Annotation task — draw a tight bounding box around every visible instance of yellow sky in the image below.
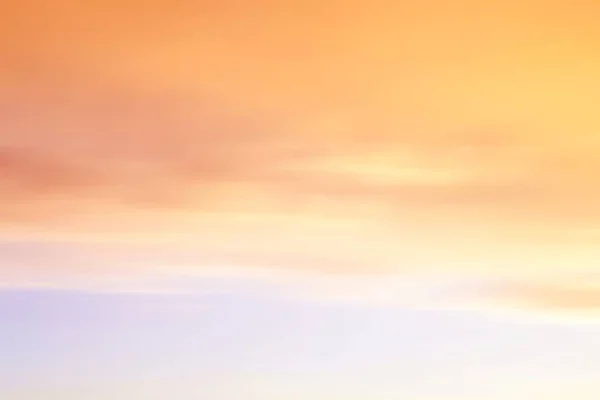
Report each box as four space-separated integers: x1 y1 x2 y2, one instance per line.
3 0 600 288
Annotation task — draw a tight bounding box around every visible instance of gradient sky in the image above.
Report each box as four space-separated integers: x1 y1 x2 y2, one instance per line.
2 0 600 398
3 0 600 271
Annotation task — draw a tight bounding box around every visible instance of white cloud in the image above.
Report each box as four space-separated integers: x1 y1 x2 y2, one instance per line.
2 238 600 322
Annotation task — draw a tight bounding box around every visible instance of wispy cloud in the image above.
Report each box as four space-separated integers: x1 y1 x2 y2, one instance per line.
476 276 600 322
3 0 600 241
1 238 599 322
3 1 600 327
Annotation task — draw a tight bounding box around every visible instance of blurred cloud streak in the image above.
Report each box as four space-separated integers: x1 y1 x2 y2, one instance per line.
2 0 600 290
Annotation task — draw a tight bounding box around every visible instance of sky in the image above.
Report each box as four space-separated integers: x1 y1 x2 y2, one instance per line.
2 0 600 398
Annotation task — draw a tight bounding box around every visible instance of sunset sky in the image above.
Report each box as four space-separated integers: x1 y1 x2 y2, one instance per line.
2 0 600 398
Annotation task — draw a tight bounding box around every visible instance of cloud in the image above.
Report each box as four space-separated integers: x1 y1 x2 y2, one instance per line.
484 278 600 313
1 0 598 220
0 258 488 313
0 236 482 305
3 0 600 291
2 236 600 323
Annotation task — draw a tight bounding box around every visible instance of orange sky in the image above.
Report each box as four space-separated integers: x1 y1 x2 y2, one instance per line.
3 0 600 280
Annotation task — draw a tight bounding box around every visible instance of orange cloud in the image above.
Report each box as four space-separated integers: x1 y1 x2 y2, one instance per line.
2 0 600 278
491 279 600 312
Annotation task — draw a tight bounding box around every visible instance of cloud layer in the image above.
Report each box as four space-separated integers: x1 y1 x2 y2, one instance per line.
3 0 600 286
1 238 600 322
